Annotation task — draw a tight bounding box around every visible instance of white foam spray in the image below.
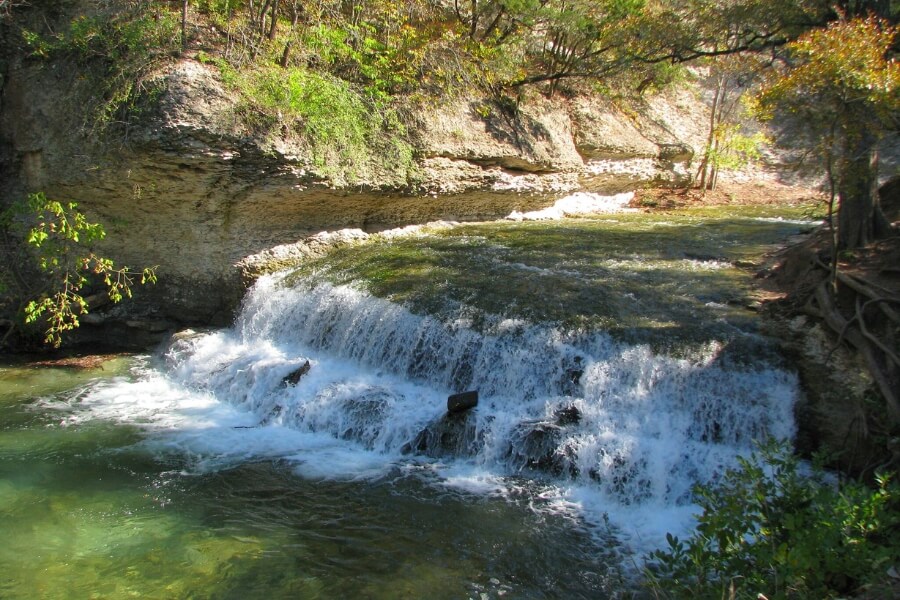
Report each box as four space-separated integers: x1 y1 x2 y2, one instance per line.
54 272 798 559
506 192 636 221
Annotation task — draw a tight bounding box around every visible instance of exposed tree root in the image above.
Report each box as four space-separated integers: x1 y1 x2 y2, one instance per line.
804 267 900 428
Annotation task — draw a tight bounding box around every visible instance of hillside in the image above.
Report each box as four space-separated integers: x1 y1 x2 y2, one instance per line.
0 0 722 329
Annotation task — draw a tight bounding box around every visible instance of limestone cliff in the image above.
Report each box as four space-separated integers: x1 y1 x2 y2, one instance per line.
0 52 709 333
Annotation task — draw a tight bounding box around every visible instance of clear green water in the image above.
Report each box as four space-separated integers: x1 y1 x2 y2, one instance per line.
0 358 621 599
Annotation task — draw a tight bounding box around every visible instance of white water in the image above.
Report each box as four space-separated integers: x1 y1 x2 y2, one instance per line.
55 272 798 558
506 192 636 220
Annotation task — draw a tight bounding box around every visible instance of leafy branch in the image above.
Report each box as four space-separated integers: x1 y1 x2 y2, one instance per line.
645 440 900 599
2 193 157 348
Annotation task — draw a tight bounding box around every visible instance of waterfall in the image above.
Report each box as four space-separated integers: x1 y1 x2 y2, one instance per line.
66 269 796 553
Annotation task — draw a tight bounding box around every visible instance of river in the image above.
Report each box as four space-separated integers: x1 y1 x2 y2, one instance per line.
1 201 820 599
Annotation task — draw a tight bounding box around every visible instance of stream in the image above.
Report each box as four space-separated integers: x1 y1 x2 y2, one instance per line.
1 201 820 599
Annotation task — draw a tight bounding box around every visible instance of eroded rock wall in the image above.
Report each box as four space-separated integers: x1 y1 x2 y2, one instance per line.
0 55 708 330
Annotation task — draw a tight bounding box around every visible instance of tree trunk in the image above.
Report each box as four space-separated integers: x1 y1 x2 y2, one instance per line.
698 74 724 192
837 129 890 250
268 0 280 40
181 0 188 52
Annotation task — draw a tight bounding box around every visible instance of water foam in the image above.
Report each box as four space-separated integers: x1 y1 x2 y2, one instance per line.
56 272 798 558
506 192 636 221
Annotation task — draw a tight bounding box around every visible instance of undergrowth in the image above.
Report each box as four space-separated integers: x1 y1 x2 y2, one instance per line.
21 2 179 135
644 440 900 600
200 55 416 186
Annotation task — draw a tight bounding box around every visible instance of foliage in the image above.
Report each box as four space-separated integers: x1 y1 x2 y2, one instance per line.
755 16 900 126
509 0 646 92
754 15 899 249
0 193 157 348
20 2 180 132
632 0 828 65
234 64 414 184
706 125 769 173
644 440 900 600
295 19 433 100
192 0 670 99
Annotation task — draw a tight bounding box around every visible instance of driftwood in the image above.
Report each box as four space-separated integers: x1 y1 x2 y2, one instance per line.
804 263 900 427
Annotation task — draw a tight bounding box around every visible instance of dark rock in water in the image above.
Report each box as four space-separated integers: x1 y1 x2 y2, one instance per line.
335 391 393 449
402 412 484 458
283 360 311 386
554 404 582 427
560 356 584 396
447 390 478 414
506 421 578 478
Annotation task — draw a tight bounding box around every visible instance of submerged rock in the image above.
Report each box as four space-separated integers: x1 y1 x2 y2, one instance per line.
506 421 579 478
164 328 212 368
560 356 585 396
283 360 311 386
554 404 582 427
333 391 393 448
402 412 484 458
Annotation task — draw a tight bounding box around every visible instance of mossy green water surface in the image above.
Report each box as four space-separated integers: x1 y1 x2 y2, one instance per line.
291 205 820 348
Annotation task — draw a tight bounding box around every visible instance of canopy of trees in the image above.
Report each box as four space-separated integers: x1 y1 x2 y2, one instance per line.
757 16 899 249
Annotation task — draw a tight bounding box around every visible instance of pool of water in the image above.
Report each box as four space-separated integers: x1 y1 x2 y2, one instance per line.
0 358 623 599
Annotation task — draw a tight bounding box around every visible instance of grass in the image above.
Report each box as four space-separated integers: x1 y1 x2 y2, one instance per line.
209 60 417 187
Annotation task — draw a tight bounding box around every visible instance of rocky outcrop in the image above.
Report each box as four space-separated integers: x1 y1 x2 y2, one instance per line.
0 52 708 330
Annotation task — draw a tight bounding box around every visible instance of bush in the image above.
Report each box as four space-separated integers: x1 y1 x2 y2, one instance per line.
238 65 414 185
644 441 900 599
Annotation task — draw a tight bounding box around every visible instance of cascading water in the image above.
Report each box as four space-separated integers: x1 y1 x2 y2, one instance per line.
70 260 798 558
56 206 824 576
3 203 827 598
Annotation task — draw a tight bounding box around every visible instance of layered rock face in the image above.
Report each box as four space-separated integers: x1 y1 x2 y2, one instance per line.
0 57 707 329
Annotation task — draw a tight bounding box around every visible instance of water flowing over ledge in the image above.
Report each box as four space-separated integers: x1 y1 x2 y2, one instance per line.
64 269 799 558
505 192 636 221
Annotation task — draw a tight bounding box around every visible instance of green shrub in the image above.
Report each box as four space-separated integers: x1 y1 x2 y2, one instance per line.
238 65 414 185
645 440 900 599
